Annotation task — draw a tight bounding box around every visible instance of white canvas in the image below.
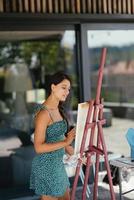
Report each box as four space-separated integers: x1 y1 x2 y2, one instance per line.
74 102 98 155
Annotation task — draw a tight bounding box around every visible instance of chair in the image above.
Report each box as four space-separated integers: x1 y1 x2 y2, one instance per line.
11 145 36 185
126 128 134 159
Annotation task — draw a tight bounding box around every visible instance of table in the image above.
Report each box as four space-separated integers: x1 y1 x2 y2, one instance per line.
110 157 134 200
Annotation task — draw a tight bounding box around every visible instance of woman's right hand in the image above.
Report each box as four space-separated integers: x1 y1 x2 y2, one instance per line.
65 128 75 146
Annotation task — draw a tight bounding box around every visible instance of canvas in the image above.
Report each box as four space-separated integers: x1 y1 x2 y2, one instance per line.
74 102 98 155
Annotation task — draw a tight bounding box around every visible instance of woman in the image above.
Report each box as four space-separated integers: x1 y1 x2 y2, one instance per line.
30 71 75 200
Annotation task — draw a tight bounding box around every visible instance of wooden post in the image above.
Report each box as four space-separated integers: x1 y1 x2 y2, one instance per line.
0 0 4 12
102 0 107 14
92 0 97 13
30 0 35 13
81 0 86 13
42 0 47 13
127 0 131 14
54 0 59 13
71 0 75 13
132 0 134 13
76 0 80 13
59 0 64 13
122 0 127 13
113 0 117 13
36 0 41 13
5 0 11 12
87 0 92 13
64 0 70 13
48 0 53 13
107 0 112 14
18 0 23 12
117 0 122 13
98 0 102 13
24 0 29 12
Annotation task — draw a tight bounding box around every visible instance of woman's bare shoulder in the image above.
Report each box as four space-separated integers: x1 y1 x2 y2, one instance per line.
35 109 51 124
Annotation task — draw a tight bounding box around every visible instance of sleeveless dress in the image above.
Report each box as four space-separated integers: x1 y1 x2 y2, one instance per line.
30 105 70 197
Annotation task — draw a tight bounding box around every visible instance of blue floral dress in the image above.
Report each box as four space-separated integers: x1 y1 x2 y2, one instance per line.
30 105 70 197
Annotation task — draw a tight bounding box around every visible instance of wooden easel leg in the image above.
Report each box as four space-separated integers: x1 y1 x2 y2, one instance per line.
93 154 100 200
82 153 92 199
80 168 91 198
98 122 116 200
93 132 101 200
71 159 82 200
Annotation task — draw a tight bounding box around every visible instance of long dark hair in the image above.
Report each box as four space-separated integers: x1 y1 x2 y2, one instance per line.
46 71 71 131
47 71 71 95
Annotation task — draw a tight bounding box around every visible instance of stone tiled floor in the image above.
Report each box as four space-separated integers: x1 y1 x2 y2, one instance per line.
103 117 134 157
3 176 134 200
11 183 134 200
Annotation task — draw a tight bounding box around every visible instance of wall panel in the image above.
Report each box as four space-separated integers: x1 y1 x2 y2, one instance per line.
0 0 133 14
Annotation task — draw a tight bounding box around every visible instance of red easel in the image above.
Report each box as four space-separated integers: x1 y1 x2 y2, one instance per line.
71 48 116 200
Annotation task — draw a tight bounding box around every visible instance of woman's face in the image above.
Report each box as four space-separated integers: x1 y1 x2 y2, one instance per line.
51 79 71 101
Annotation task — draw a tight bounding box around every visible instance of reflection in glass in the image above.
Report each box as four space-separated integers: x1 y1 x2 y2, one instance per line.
88 30 134 104
88 30 134 158
0 30 78 196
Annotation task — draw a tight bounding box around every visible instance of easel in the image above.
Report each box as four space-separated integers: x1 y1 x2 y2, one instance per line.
71 48 116 200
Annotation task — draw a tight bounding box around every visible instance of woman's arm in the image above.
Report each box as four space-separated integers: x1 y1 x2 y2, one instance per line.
34 110 75 154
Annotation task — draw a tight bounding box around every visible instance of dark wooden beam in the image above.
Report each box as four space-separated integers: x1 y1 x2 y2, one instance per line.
1 13 134 31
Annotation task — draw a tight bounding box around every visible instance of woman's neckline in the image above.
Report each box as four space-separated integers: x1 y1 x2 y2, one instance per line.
41 104 64 125
47 119 65 129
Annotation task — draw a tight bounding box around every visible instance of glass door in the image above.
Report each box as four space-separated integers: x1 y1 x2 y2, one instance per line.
0 29 79 197
87 28 134 157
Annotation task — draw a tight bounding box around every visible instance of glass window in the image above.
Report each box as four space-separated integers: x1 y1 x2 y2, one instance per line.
88 30 134 157
0 30 78 194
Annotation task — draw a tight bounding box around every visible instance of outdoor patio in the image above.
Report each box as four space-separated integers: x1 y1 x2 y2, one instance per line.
0 117 134 200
